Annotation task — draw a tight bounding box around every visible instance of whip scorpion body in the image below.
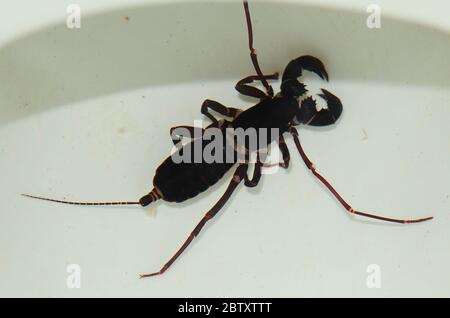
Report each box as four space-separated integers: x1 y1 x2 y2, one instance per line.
24 1 433 278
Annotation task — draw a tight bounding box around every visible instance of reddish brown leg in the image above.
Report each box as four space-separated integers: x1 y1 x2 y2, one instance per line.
201 99 241 124
289 127 433 224
235 73 279 99
244 162 262 187
261 135 290 169
243 0 274 97
276 135 290 169
140 164 248 278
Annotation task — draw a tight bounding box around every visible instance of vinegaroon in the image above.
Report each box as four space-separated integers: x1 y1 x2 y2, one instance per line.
23 0 433 278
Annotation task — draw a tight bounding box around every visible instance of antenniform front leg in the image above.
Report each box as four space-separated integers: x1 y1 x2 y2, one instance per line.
289 127 433 224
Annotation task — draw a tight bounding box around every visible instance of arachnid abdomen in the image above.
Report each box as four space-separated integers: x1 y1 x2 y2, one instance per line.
153 136 235 203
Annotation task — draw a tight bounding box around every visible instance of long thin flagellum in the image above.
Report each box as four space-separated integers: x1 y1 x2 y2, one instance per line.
243 0 273 96
21 194 140 206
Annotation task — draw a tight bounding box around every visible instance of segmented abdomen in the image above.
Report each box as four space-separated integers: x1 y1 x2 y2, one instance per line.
153 138 235 203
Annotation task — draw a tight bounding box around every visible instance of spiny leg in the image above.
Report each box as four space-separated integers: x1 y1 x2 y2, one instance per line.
289 127 433 224
282 55 329 83
201 99 242 124
296 90 343 126
243 0 274 96
280 55 329 100
140 164 248 278
280 55 343 126
235 73 279 99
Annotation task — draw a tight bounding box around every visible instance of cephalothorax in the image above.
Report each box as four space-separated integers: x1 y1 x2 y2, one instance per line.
24 1 432 278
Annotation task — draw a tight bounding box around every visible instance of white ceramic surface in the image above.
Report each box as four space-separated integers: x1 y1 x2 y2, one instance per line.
0 0 449 297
